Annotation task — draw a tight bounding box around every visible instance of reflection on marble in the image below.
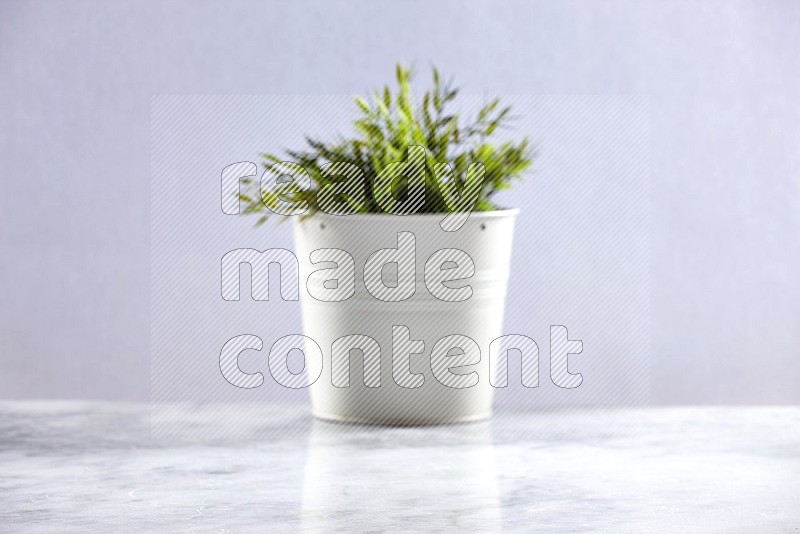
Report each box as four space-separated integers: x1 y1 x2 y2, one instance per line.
301 420 502 531
1 402 799 533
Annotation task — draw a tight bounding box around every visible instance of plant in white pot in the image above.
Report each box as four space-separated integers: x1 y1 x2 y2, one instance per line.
240 65 534 425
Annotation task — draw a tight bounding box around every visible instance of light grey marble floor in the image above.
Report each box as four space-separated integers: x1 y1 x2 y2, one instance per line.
1 402 798 533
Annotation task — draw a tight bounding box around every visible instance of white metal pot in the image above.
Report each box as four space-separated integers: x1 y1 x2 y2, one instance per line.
293 210 518 425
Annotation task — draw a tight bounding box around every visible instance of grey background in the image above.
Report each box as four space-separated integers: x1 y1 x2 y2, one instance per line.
1 0 798 404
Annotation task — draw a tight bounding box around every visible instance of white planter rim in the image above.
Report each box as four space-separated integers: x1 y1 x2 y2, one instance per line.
304 208 520 222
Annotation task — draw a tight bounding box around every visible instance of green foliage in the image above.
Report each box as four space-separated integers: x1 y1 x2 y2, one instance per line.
241 64 534 225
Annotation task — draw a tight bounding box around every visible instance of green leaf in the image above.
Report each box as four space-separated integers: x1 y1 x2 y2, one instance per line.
355 96 370 113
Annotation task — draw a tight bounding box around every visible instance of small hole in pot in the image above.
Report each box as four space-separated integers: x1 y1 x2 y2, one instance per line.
480 223 486 231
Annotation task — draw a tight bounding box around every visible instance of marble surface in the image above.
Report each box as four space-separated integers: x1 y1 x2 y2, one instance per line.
1 402 798 533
